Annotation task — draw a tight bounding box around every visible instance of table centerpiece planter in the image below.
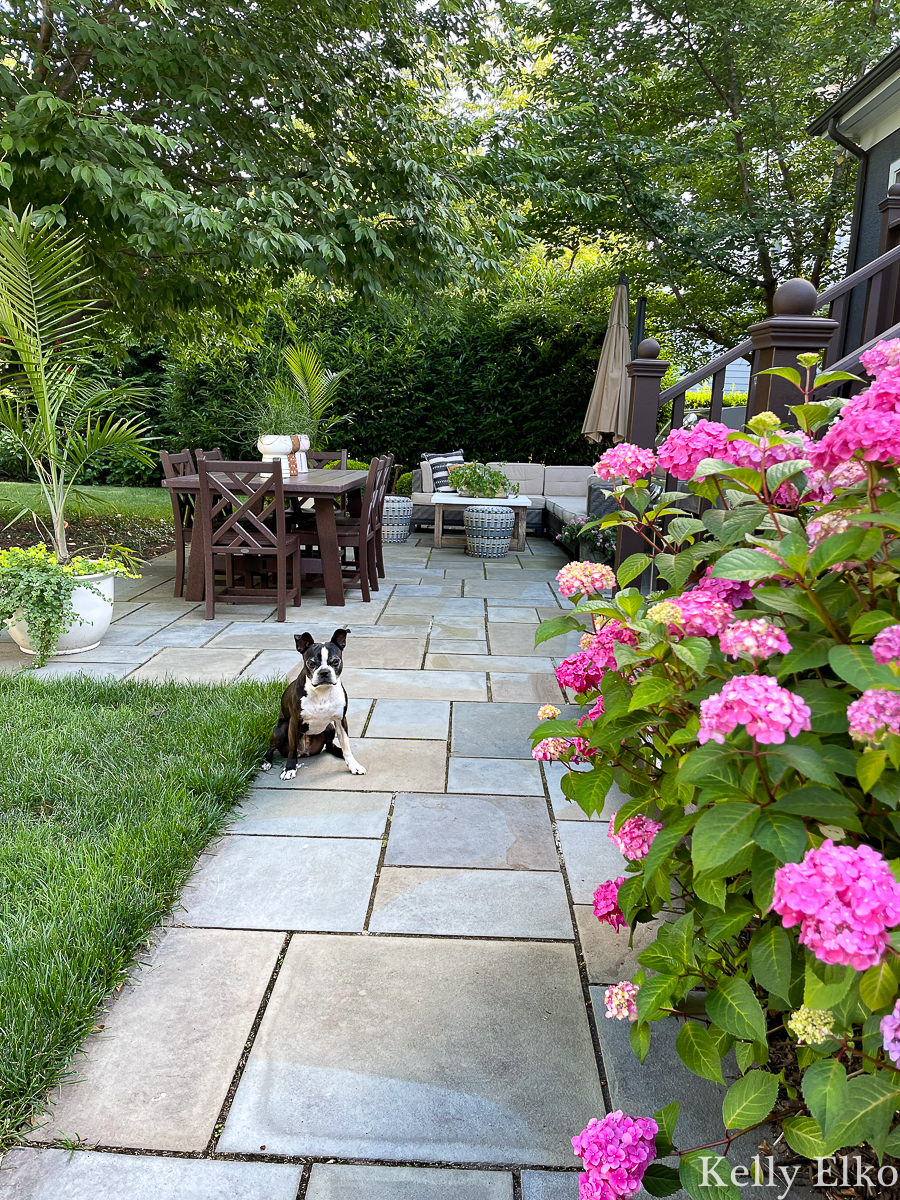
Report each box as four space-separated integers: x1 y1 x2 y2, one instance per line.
448 462 518 501
257 433 310 476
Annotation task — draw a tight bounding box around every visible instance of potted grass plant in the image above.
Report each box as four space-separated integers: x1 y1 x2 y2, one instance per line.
448 461 519 498
248 342 348 474
0 208 153 663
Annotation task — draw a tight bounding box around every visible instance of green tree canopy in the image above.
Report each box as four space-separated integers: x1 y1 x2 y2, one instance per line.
0 0 505 323
487 0 900 354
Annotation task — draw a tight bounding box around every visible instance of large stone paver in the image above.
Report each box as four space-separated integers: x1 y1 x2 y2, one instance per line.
521 1172 579 1199
575 907 661 984
306 1164 513 1199
270 737 447 791
231 788 392 838
487 624 580 657
447 757 543 796
557 823 627 904
33 928 281 1151
489 673 564 704
452 702 579 759
366 699 451 740
0 1149 301 1199
127 647 257 683
386 792 558 870
180 835 380 931
369 867 572 938
426 653 555 674
341 667 487 701
217 935 603 1164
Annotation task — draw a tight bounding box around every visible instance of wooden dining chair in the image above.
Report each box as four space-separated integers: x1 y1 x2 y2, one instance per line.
293 456 383 601
371 453 394 579
307 449 348 469
196 447 223 462
197 459 302 621
160 448 197 597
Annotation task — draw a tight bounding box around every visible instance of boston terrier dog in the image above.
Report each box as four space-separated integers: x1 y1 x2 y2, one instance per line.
261 628 366 780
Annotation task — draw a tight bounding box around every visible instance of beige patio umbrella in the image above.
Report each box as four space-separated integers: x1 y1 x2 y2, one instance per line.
583 276 631 443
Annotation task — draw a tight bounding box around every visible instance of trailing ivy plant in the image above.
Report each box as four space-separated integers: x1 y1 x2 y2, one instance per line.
534 343 900 1198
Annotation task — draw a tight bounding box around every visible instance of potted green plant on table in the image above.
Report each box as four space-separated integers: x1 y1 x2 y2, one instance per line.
447 461 519 498
533 345 900 1198
0 208 151 664
249 342 348 474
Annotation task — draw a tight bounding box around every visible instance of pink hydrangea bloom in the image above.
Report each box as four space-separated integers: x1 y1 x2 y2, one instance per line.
582 696 605 722
670 590 733 637
803 468 834 503
537 704 561 721
872 626 900 667
594 444 657 485
593 877 626 931
657 419 732 480
557 561 616 598
698 675 811 745
806 510 854 550
772 840 900 970
808 408 900 473
831 460 868 488
604 981 639 1022
556 622 638 693
861 337 900 376
573 1112 658 1200
880 1000 900 1065
608 812 663 860
532 736 597 763
692 567 754 607
719 619 791 661
847 689 900 745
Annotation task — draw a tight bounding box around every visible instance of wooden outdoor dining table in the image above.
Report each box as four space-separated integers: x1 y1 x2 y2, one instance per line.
161 468 369 607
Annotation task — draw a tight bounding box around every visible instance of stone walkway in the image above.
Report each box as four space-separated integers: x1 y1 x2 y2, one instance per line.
0 535 718 1199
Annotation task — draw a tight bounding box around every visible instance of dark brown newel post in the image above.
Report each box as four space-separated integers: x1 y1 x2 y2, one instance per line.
747 279 838 423
626 338 669 448
616 338 669 573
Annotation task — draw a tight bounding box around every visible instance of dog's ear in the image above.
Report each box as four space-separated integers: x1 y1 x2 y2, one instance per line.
330 628 350 650
294 632 315 655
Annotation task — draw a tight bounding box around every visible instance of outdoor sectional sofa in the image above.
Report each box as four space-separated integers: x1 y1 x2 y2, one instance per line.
410 461 603 541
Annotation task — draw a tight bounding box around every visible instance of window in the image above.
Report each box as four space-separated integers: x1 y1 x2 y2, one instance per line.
891 157 900 188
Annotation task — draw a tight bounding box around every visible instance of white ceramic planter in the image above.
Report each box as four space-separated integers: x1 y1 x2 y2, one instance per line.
257 433 310 475
7 571 116 656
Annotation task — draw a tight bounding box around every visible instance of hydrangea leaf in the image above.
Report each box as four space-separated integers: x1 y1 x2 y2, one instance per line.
722 1070 779 1129
705 977 767 1042
750 923 792 998
802 1058 848 1139
691 803 760 872
676 1021 725 1083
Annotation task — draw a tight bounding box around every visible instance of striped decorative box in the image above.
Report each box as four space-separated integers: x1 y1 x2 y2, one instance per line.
464 505 515 558
382 495 413 543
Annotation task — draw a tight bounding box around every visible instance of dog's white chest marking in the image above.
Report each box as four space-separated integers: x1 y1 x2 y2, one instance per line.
302 681 345 734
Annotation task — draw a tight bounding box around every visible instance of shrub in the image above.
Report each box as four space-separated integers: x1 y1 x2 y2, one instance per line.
536 344 900 1197
394 471 413 496
160 254 614 467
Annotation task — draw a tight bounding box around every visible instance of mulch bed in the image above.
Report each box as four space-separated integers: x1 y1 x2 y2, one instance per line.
0 516 175 559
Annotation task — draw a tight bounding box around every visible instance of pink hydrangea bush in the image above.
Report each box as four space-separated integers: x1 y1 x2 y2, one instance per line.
698 675 811 744
608 812 663 860
594 443 657 485
532 736 596 763
593 877 626 931
772 841 900 970
573 1113 658 1200
538 340 900 1173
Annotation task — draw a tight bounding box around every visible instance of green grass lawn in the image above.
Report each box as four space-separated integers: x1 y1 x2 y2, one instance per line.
0 483 172 523
0 673 281 1145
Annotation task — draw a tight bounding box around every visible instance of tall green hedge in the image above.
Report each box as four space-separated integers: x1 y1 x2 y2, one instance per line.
161 257 614 468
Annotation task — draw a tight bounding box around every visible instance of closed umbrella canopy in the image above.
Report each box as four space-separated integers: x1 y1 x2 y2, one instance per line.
583 278 631 443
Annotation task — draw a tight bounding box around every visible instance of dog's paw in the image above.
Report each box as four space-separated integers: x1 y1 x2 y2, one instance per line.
260 760 272 772
347 759 366 776
280 767 298 780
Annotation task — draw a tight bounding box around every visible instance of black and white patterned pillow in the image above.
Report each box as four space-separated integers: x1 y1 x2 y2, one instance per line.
424 449 465 492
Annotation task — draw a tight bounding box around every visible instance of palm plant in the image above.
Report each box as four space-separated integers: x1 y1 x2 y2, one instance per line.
247 342 349 448
0 208 154 562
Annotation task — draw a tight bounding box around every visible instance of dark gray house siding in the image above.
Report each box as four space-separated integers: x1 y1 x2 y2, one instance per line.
854 126 900 271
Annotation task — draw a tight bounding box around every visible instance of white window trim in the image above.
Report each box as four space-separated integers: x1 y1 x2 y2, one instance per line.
890 156 900 188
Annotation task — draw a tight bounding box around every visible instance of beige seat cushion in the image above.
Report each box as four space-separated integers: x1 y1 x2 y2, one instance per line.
544 496 589 521
487 461 545 495
543 466 596 496
418 460 434 492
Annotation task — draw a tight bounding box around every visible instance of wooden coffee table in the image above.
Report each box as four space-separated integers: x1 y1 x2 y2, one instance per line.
430 494 531 551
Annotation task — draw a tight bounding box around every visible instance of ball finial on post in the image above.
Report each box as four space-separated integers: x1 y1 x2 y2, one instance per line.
636 338 660 359
772 278 818 317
